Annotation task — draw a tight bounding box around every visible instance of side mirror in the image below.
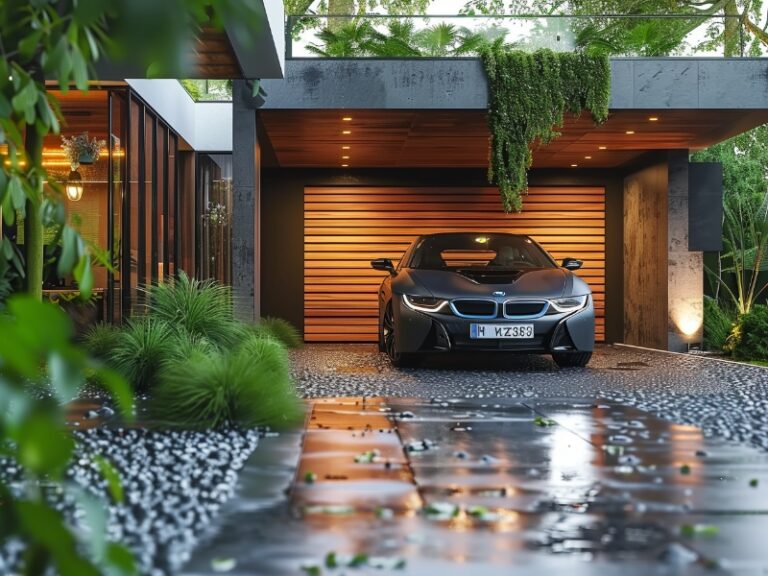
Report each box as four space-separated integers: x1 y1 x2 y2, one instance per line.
371 258 395 273
561 257 583 271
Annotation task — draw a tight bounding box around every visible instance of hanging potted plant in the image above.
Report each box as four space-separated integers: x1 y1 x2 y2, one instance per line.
61 132 106 168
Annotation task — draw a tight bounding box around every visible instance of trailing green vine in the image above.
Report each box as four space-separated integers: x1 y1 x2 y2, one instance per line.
480 45 610 212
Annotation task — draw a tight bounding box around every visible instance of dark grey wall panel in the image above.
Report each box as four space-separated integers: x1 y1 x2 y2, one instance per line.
260 59 489 110
689 162 723 251
261 58 768 111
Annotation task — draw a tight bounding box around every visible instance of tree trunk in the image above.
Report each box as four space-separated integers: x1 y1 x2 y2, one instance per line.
328 0 355 31
24 66 44 301
723 0 740 56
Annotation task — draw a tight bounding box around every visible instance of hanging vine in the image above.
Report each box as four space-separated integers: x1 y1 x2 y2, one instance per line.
480 45 611 212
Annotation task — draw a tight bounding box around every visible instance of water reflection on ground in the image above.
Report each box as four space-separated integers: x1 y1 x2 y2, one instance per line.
184 398 768 575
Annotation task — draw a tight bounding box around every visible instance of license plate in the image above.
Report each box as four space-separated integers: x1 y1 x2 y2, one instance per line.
470 323 534 339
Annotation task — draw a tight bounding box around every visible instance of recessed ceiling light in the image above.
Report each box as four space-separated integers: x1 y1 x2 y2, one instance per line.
570 163 578 167
584 155 592 159
342 155 350 159
598 146 607 150
648 116 659 121
342 116 353 121
625 130 635 135
341 163 349 167
342 130 351 135
342 145 350 150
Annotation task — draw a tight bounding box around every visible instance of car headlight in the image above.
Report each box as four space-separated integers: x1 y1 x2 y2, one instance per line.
549 295 588 312
403 294 449 313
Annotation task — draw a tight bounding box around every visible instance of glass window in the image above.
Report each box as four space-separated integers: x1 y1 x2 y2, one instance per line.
407 233 556 270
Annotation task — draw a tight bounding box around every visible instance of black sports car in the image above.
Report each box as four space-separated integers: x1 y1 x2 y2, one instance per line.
371 232 594 368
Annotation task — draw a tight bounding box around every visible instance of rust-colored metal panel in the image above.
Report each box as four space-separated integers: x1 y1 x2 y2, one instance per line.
304 186 606 343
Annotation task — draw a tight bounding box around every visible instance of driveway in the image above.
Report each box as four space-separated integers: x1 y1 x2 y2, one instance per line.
293 344 768 452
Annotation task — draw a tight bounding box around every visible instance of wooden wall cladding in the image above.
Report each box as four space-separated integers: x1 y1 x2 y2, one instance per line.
623 165 668 349
304 186 606 343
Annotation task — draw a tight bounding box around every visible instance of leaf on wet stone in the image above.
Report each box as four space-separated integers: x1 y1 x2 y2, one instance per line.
750 478 759 487
349 553 369 567
533 415 556 427
303 471 317 483
301 565 321 576
211 557 237 572
680 464 691 475
324 552 337 568
680 524 719 537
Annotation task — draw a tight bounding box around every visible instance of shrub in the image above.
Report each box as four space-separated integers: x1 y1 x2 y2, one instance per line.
703 297 734 351
142 271 241 349
81 321 122 360
731 304 768 361
110 317 177 392
255 316 303 349
148 335 303 430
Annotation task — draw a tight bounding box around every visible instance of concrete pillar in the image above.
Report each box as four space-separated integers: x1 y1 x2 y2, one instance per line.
667 150 704 351
231 80 261 323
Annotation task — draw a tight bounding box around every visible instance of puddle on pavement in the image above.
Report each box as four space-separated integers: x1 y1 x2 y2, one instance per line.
183 397 768 575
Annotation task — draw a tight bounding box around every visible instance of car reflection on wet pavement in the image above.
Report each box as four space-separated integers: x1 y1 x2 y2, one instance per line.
184 397 768 575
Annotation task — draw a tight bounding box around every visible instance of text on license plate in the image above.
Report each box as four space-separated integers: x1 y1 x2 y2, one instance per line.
470 323 534 339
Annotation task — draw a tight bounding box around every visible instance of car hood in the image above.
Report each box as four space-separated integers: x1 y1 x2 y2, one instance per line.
395 268 577 299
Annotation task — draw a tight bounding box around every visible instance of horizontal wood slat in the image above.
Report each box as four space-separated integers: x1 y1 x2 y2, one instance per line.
304 186 606 344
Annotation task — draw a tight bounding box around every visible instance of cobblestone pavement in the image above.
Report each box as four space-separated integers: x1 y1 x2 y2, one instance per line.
293 344 768 451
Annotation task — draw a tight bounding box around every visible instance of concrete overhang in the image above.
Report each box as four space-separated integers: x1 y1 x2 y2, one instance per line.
256 57 768 169
260 57 768 110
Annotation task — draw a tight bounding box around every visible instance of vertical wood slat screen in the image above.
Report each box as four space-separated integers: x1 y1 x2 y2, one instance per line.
304 186 606 343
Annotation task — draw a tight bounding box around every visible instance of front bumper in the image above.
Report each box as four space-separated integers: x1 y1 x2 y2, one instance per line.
393 295 595 354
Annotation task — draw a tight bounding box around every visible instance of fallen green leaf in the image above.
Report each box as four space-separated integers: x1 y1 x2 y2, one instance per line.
680 464 691 475
533 415 556 427
680 523 719 537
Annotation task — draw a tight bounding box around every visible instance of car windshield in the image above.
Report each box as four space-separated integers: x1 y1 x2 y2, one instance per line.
406 234 555 270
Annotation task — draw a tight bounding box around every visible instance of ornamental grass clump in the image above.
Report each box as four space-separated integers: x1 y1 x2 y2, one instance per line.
81 321 123 360
254 316 304 349
109 317 177 392
149 335 303 430
480 45 610 212
141 271 242 349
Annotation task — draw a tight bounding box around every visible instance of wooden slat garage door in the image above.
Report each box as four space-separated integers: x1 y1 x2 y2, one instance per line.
304 187 606 343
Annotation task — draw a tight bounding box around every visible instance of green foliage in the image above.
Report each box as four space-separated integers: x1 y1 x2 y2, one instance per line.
180 79 233 101
110 317 177 392
0 296 134 574
307 18 504 57
148 336 304 429
142 271 242 349
459 0 764 57
731 305 768 361
703 296 735 351
480 45 610 211
693 125 768 316
81 321 123 360
257 316 304 349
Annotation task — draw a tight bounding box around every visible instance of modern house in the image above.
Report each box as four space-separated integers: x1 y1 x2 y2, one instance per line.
20 1 768 353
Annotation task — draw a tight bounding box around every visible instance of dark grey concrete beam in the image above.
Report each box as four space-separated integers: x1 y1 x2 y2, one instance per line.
260 57 768 110
231 80 261 323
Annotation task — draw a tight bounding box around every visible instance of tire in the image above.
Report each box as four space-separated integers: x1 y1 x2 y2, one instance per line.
382 303 420 368
552 351 592 368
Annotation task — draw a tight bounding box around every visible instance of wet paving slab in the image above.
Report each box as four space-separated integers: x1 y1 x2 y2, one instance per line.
183 398 768 575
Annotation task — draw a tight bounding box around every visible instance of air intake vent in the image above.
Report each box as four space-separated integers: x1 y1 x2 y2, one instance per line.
504 301 547 317
452 300 497 318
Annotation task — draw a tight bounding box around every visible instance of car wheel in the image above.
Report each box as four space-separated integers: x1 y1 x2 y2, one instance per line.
552 351 592 368
382 303 419 368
